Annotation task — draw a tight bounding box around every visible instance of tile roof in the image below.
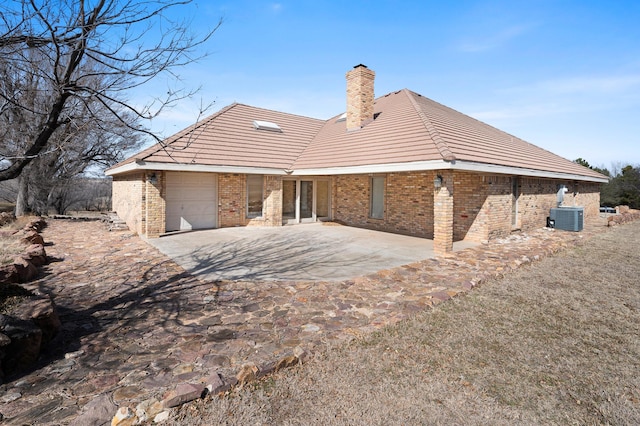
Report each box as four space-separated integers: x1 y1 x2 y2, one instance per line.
113 103 324 170
108 89 607 181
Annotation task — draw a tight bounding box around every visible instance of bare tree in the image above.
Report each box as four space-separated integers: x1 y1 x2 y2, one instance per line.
0 179 18 203
13 101 144 214
0 0 221 182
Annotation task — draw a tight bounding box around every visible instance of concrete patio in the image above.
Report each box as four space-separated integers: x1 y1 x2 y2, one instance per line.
147 223 478 281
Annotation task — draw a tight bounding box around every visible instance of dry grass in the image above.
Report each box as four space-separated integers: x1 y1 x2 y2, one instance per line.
0 215 37 312
0 202 14 213
0 215 34 265
170 222 640 425
0 237 26 266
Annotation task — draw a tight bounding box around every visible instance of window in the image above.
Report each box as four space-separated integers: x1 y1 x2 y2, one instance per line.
247 175 263 218
370 176 385 219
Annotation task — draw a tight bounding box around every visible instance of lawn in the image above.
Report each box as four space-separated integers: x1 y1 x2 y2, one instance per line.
169 221 640 425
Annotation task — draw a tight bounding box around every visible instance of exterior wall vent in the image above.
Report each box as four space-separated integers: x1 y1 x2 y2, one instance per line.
549 207 584 231
253 120 282 132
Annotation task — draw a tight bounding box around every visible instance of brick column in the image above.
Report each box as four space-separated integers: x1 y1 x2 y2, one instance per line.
263 176 283 226
145 171 165 238
433 171 454 255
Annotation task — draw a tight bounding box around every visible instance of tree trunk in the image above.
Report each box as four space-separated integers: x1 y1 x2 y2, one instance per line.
15 175 30 216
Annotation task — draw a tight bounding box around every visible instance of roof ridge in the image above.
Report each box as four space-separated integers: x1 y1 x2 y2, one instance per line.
403 89 456 162
234 102 325 121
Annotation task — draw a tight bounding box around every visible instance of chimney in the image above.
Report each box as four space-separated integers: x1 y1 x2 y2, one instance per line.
346 64 375 130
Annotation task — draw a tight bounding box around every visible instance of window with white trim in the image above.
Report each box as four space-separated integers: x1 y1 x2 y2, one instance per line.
247 174 264 218
370 176 385 219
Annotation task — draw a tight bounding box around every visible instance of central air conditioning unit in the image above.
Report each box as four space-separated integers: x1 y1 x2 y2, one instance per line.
549 207 584 232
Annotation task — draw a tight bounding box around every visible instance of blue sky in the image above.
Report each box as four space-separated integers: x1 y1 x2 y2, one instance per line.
139 0 640 170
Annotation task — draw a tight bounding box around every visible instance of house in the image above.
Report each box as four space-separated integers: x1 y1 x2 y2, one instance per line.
105 65 608 254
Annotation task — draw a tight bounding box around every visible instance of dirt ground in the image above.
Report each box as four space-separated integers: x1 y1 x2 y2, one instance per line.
168 221 640 425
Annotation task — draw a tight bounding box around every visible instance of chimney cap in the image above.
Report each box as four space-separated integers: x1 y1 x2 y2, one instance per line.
353 64 368 69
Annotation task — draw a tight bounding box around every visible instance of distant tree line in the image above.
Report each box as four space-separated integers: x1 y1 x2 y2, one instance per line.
575 158 640 209
0 177 111 215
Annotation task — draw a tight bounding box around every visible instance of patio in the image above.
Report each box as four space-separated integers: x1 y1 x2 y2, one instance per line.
146 223 478 281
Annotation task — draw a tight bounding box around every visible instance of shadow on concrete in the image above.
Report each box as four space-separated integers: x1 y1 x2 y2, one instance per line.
149 224 444 282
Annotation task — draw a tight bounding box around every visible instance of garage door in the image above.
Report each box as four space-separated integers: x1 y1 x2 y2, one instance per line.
166 172 217 232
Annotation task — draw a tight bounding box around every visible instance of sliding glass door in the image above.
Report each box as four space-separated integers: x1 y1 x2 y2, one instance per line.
282 178 330 224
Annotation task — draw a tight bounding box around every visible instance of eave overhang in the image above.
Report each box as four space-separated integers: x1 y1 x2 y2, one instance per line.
293 159 609 183
104 160 288 176
105 159 608 184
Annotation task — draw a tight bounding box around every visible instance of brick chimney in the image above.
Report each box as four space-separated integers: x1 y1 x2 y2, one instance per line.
346 64 375 130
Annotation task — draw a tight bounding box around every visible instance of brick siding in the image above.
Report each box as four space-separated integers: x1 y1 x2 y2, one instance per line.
112 169 601 244
111 173 144 235
219 174 283 228
218 173 244 227
334 172 435 238
454 172 601 242
332 170 601 249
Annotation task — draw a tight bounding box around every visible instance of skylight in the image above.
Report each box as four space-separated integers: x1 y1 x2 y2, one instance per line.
253 120 282 132
336 113 346 122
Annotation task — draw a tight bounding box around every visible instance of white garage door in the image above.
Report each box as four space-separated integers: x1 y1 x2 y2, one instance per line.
166 172 217 232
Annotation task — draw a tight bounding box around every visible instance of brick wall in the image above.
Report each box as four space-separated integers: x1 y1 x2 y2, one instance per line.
259 175 282 227
387 172 434 236
113 169 601 241
484 176 513 240
335 174 369 226
218 174 283 227
333 170 602 245
334 172 434 238
453 173 512 242
453 172 487 241
561 181 601 219
145 171 165 238
111 173 144 235
453 173 601 242
218 173 245 227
